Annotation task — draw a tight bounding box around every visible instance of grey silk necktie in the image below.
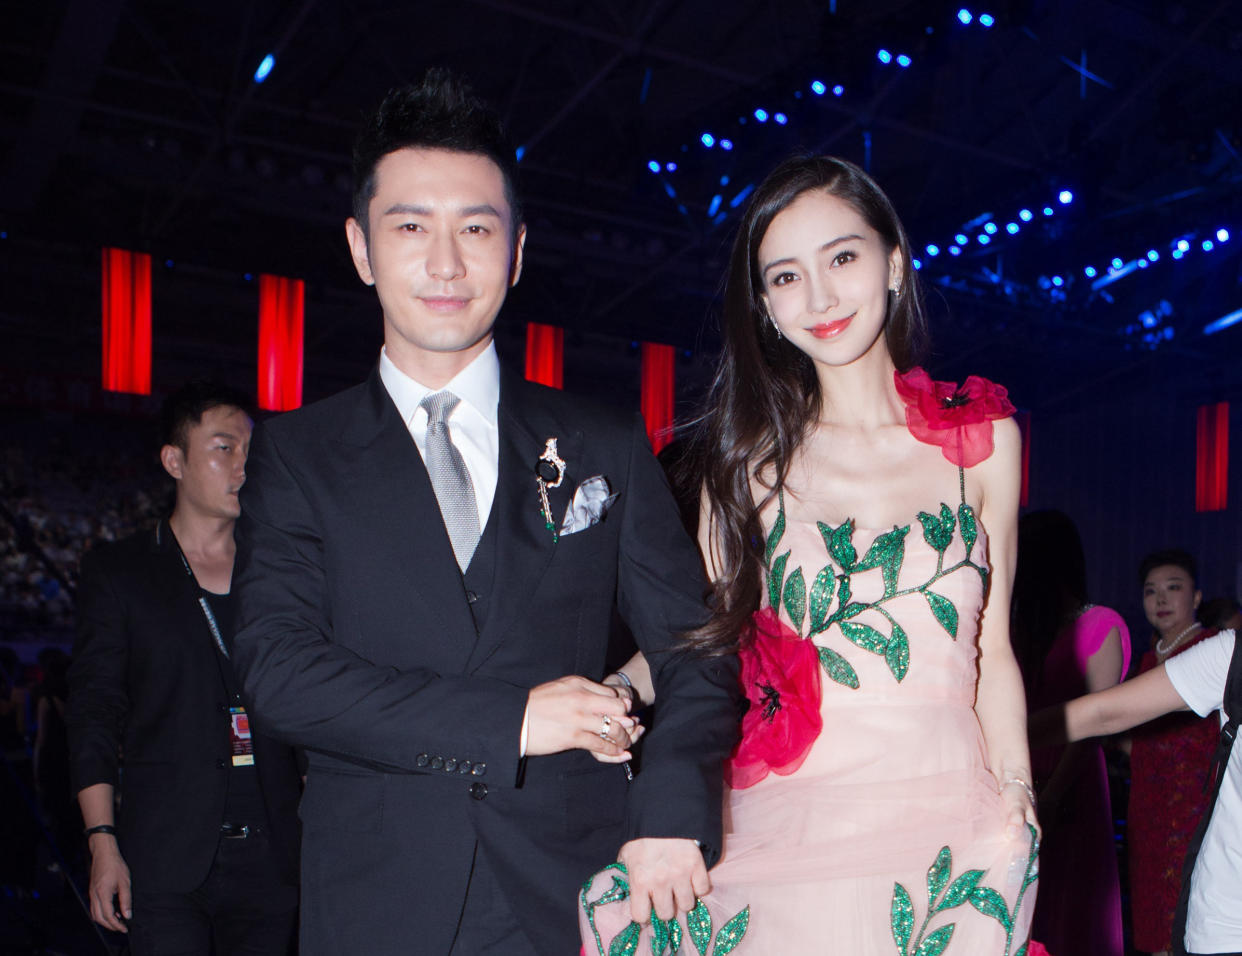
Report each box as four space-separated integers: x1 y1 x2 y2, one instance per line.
420 391 481 571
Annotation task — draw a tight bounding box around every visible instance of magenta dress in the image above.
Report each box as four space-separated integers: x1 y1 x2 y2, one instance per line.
1029 606 1131 956
580 487 1038 954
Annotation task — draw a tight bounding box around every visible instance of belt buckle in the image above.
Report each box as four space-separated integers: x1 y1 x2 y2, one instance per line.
221 823 250 839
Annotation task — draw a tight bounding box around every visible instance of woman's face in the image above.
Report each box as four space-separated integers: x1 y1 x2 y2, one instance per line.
1142 564 1200 636
757 189 901 369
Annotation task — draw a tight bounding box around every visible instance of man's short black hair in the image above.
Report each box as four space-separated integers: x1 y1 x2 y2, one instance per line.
351 67 523 237
159 381 254 454
1138 548 1198 587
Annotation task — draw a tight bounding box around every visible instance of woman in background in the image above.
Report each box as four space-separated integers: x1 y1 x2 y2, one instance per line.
1012 510 1129 956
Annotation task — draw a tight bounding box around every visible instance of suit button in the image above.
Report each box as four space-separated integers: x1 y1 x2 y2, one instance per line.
465 590 479 604
469 782 488 800
216 758 226 770
444 758 458 772
415 753 429 768
471 763 486 777
430 756 444 770
457 761 472 775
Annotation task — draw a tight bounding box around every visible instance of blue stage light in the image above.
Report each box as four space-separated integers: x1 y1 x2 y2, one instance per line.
720 175 730 186
1018 209 1033 222
811 80 827 95
957 9 973 25
707 195 723 217
665 162 677 172
1172 248 1185 260
1043 206 1054 216
774 112 788 125
720 139 734 151
754 109 768 123
1006 222 1019 234
1084 266 1097 278
254 54 275 84
896 54 912 68
1111 257 1123 270
515 146 526 162
664 182 677 198
647 160 660 174
1204 308 1242 335
1037 276 1051 290
949 245 962 256
984 221 998 234
832 84 845 96
1176 239 1190 252
913 258 923 270
978 234 991 245
730 184 755 208
700 133 715 147
1202 239 1215 251
1218 228 1230 243
1051 275 1064 287
877 49 893 64
1146 249 1159 262
978 13 995 26
926 244 940 257
954 233 968 245
244 272 253 281
1058 189 1073 205
1140 310 1157 328
1137 259 1149 269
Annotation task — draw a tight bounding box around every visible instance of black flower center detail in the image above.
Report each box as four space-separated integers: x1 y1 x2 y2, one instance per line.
757 681 781 722
940 392 970 408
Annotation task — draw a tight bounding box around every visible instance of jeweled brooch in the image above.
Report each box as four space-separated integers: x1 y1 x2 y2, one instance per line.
535 437 566 541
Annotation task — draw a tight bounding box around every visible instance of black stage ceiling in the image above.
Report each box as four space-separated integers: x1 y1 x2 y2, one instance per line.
1 0 1240 410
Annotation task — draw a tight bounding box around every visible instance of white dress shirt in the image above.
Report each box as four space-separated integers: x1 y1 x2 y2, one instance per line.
378 343 500 532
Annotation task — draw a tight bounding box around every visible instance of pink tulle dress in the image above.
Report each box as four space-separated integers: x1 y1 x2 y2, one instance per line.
580 482 1038 955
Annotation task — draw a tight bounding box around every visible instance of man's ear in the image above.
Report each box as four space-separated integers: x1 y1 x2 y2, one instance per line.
159 444 183 481
345 218 375 286
509 223 527 288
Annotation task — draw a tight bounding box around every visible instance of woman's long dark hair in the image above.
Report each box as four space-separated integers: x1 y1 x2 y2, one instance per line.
1010 509 1090 695
680 155 928 655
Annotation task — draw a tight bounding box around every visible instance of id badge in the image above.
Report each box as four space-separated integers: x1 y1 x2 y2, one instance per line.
229 706 255 766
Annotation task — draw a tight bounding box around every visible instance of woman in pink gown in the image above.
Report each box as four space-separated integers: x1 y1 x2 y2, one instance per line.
580 156 1038 954
1014 511 1130 956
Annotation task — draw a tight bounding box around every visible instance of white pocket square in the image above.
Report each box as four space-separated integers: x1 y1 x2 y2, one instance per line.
560 475 619 536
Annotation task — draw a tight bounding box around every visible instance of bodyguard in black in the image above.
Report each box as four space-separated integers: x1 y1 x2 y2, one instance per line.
68 384 301 955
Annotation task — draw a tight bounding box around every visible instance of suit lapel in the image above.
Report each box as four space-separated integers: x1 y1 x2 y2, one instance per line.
467 373 581 668
336 370 479 662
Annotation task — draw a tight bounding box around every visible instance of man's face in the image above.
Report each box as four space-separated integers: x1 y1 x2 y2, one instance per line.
345 147 526 378
162 405 252 521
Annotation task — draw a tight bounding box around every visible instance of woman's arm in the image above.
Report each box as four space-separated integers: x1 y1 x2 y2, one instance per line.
971 418 1039 839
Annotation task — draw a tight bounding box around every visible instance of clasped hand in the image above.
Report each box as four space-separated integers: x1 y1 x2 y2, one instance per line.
525 675 642 760
619 837 710 924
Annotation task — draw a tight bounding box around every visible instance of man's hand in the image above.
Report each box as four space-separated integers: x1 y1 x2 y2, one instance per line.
526 675 640 758
618 837 710 924
87 834 131 932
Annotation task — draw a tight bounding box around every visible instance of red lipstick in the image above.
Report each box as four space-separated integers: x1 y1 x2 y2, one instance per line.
809 314 853 339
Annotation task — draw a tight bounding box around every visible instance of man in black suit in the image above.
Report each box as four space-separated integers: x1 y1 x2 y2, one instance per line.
69 383 301 955
230 69 738 954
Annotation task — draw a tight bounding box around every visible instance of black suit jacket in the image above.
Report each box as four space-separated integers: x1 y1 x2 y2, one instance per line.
67 521 302 892
231 366 739 955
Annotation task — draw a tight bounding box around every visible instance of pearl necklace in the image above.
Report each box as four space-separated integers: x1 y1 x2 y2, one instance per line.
1156 622 1201 658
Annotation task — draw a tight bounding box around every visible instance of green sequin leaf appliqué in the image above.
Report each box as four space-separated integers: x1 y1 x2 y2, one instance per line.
818 519 858 570
915 924 956 956
711 907 749 955
764 507 786 566
768 551 789 615
857 525 909 596
808 567 836 634
917 505 955 554
924 590 959 640
783 567 807 636
609 922 641 956
841 620 888 654
818 645 860 689
967 887 1011 931
926 846 952 902
651 915 683 955
686 901 712 955
886 623 910 681
937 870 985 911
892 883 915 951
957 503 977 556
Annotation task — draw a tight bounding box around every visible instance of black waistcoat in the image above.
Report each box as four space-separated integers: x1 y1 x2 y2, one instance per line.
461 506 499 634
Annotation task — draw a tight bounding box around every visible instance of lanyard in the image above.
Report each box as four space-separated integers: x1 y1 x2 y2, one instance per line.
159 522 230 659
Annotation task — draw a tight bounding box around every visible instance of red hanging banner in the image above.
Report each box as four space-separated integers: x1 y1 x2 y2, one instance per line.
641 342 675 454
524 322 564 389
258 274 304 412
100 247 152 395
1195 401 1229 512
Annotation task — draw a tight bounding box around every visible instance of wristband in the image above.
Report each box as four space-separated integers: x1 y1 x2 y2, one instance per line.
84 824 117 838
1002 778 1037 806
609 671 637 705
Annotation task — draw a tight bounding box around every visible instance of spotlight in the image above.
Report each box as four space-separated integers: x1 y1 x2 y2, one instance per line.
896 54 912 68
665 162 677 172
515 146 526 162
978 234 991 245
957 9 973 25
754 109 768 123
1176 239 1190 252
984 221 998 234
1203 239 1215 251
720 139 734 151
955 233 969 245
1058 189 1073 204
1006 223 1019 234
832 84 845 96
913 258 923 270
979 13 995 26
811 80 827 95
1037 276 1051 290
774 113 788 125
1111 257 1124 270
926 244 940 256
1172 248 1185 260
877 49 893 64
1146 249 1159 262
647 160 660 174
253 54 275 84
1018 209 1033 222
949 245 962 256
1137 259 1149 269
1218 228 1231 242
1051 275 1064 287
700 133 715 147
1043 206 1054 216
707 195 723 217
1084 265 1097 278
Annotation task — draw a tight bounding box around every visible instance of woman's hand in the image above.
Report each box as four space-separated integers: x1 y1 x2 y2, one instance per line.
1001 778 1041 843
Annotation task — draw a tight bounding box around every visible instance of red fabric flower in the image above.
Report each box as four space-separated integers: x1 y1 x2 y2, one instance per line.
1026 942 1053 956
725 607 823 790
894 367 1015 468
